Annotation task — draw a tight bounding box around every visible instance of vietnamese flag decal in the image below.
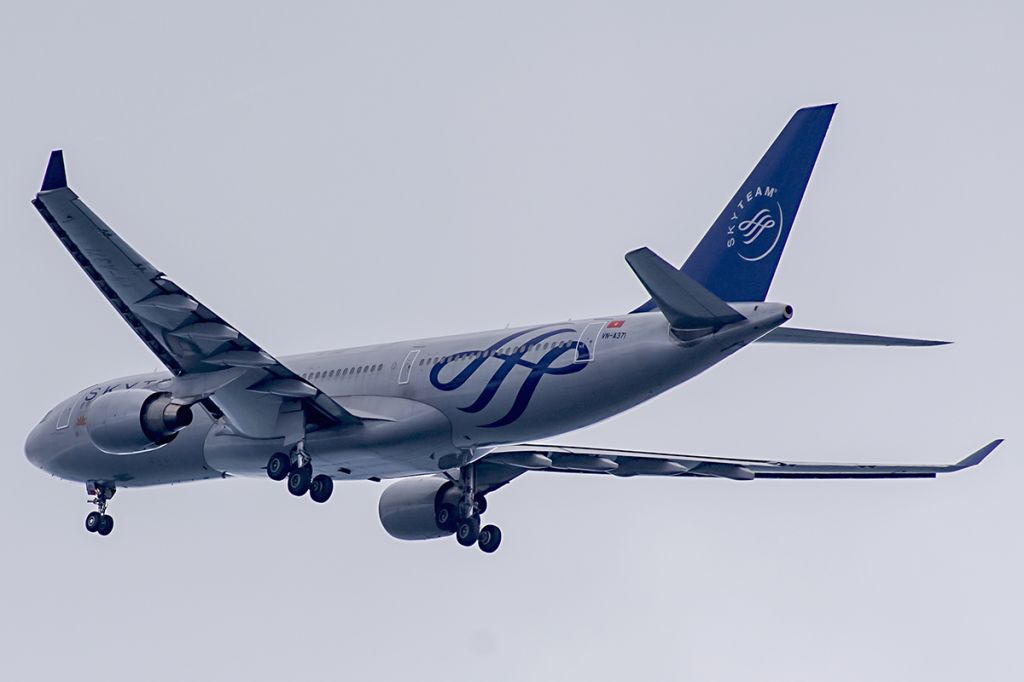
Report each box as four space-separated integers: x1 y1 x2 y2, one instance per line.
607 320 625 328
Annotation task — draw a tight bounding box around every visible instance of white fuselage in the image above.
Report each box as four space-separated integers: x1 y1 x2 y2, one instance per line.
25 305 790 487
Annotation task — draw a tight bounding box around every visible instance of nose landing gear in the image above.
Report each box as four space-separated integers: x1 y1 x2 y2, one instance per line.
84 482 115 536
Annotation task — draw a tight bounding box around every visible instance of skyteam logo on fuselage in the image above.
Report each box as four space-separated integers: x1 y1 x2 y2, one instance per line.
726 185 783 262
429 326 589 428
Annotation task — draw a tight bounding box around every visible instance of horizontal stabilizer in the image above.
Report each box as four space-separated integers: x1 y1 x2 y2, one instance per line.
758 327 949 347
625 247 745 330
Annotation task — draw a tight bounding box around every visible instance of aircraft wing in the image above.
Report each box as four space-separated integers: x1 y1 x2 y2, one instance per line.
478 439 1002 482
32 151 361 439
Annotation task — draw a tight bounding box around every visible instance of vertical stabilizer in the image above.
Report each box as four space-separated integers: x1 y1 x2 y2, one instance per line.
635 104 835 308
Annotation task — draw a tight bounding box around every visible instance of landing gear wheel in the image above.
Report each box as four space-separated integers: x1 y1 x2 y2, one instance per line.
477 524 501 553
267 452 291 481
456 516 481 547
436 504 457 533
309 475 334 503
85 483 115 536
85 511 102 533
287 465 313 496
474 494 488 515
97 515 114 536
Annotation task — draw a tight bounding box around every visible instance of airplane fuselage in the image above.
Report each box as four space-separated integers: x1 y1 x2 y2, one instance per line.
25 305 791 488
26 107 1000 553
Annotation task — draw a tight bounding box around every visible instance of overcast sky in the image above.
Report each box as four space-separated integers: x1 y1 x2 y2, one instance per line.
2 2 1021 680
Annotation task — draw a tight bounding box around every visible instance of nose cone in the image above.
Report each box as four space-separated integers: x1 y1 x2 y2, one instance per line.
24 419 51 471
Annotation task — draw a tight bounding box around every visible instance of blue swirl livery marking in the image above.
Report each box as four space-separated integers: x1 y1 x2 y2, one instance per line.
429 327 589 428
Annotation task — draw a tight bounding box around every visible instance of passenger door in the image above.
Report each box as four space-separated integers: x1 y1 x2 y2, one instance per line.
398 348 421 385
574 322 605 363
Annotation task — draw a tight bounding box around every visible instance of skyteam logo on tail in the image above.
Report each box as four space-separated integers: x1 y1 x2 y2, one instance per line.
726 185 784 262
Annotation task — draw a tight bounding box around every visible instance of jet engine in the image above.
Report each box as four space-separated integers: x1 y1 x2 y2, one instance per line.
378 476 458 540
87 389 193 455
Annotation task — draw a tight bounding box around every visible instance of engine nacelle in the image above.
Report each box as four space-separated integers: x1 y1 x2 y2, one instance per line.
378 476 457 541
87 389 193 455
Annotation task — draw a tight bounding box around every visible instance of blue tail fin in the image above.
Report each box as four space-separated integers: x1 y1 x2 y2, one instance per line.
635 104 835 309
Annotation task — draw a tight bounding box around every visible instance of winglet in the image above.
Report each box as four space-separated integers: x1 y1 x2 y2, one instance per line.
951 439 1004 471
40 150 66 191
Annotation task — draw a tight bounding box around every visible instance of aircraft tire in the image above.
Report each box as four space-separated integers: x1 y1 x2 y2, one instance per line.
478 525 501 553
436 504 457 533
85 511 102 533
266 453 291 481
287 465 313 497
456 516 480 547
309 475 334 503
97 514 114 536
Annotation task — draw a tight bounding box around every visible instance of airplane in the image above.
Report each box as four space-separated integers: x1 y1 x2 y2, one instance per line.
24 104 1002 553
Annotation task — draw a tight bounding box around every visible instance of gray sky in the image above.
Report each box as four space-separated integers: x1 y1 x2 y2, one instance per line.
2 2 1021 680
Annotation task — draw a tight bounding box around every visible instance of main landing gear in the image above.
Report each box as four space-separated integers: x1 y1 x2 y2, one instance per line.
266 449 333 504
438 465 503 553
84 482 115 537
